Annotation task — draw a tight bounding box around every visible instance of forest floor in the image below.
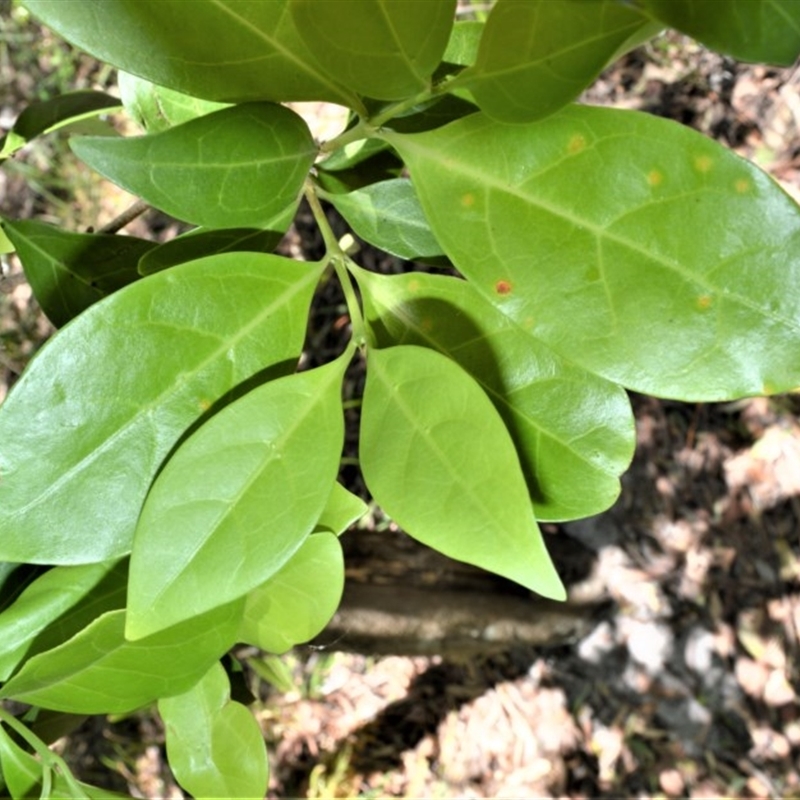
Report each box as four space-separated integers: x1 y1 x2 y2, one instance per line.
2 6 800 799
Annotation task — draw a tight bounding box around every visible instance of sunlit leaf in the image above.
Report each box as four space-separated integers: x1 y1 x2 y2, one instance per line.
159 663 268 800
323 179 444 260
316 483 367 535
126 354 348 639
387 107 800 400
361 345 565 599
449 0 652 122
22 0 360 108
0 603 242 714
290 0 456 100
71 103 315 228
1 219 154 326
238 532 344 654
642 0 800 66
0 253 323 565
355 267 634 521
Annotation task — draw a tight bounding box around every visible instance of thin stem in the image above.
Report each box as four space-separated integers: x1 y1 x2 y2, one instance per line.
97 198 150 234
304 183 366 346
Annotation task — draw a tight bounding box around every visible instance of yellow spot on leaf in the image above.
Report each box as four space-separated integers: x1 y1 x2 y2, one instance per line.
567 133 587 154
461 192 475 208
408 278 421 292
647 169 663 187
735 178 752 193
694 154 713 173
696 294 713 311
199 398 212 412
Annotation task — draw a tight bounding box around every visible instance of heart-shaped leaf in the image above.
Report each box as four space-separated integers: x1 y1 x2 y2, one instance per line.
387 107 800 400
361 345 565 599
0 253 323 565
355 267 634 521
126 354 348 639
290 0 456 100
1 218 154 326
159 663 268 800
71 103 316 228
0 604 242 714
23 0 360 108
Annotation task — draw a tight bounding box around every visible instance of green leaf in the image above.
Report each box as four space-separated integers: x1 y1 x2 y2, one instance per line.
387 107 800 400
360 345 565 599
0 253 322 565
354 268 634 521
0 561 123 681
323 179 444 260
0 604 242 714
71 103 316 228
0 726 41 799
450 0 651 123
22 0 361 109
0 90 120 159
159 663 268 800
118 71 229 133
238 532 344 654
289 0 456 100
126 354 348 640
316 483 367 535
137 228 283 276
442 20 484 67
1 219 155 327
642 0 800 66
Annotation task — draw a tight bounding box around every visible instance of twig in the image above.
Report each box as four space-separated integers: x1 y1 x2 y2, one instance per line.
97 199 150 234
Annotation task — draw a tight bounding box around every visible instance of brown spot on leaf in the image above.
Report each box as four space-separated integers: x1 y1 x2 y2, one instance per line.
495 279 513 296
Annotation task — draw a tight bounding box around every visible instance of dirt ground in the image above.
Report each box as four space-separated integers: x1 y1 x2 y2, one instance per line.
1 13 800 800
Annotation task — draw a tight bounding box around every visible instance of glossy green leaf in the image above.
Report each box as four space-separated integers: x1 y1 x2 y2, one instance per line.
0 603 242 714
0 726 41 800
450 0 651 123
442 20 483 67
22 0 360 109
316 483 367 535
0 253 322 565
159 663 267 800
0 561 123 681
1 219 154 327
290 0 456 100
642 0 800 66
126 354 348 639
137 228 283 276
355 268 634 521
238 532 344 654
118 71 229 133
361 345 565 599
0 90 120 159
323 179 444 260
71 103 315 228
388 107 800 400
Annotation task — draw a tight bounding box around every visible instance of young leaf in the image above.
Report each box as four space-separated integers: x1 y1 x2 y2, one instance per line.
159 663 268 800
360 345 565 600
1 219 154 326
354 268 634 521
137 228 283 276
0 90 120 159
71 103 316 229
0 560 123 681
0 253 323 565
642 0 800 66
238 532 345 654
449 0 653 123
322 179 444 260
118 71 229 133
22 0 360 109
316 482 368 535
0 725 42 799
387 107 800 400
126 354 348 640
289 0 456 100
0 604 242 714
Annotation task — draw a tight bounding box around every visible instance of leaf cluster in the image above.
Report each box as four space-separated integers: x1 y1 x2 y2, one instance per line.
1 1 799 796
